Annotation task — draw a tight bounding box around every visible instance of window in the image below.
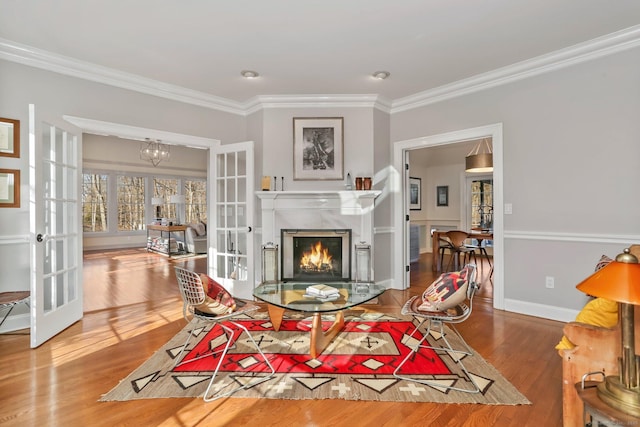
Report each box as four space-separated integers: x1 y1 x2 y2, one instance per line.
82 173 108 232
153 178 178 220
117 176 145 231
185 179 207 223
470 178 493 229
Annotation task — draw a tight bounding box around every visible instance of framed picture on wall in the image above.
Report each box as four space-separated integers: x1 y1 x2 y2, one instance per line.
0 117 20 158
409 177 421 210
437 185 449 207
0 169 20 208
293 117 344 180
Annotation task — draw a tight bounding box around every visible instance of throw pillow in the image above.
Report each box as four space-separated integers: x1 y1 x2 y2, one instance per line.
194 274 236 315
418 267 470 312
555 254 618 350
191 222 206 236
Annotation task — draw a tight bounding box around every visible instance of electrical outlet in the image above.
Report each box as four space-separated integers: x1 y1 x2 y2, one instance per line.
545 276 555 289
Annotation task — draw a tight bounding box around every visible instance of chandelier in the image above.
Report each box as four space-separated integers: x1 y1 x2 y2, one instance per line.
140 138 170 167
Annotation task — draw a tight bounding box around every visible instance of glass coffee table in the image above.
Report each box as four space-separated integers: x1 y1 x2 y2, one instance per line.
253 281 386 358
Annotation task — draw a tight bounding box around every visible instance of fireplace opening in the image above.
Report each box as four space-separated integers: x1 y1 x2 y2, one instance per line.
281 229 351 282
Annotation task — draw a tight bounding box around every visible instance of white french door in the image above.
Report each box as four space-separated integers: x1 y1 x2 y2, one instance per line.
29 104 83 348
403 151 412 288
209 141 254 300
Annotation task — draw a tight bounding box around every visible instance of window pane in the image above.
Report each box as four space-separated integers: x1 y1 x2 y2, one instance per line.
471 179 493 229
82 173 108 232
185 179 207 223
153 178 178 220
117 176 145 231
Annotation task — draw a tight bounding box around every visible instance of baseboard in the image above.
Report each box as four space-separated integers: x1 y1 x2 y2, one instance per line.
504 298 578 323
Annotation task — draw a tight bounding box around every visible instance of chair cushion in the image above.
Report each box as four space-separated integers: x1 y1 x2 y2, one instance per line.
418 268 469 312
193 274 236 315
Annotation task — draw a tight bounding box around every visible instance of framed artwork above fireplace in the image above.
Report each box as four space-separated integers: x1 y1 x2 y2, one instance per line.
293 117 344 181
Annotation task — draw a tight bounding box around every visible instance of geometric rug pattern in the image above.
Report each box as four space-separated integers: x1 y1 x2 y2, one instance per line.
101 311 530 405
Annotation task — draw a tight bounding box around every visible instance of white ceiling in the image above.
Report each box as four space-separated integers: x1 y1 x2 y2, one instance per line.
2 1 640 108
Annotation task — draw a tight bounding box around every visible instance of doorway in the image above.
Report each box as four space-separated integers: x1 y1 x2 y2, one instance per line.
392 123 504 310
64 115 220 312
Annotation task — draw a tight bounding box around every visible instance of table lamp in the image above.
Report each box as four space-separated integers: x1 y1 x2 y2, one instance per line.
169 194 186 225
576 247 640 416
151 197 163 220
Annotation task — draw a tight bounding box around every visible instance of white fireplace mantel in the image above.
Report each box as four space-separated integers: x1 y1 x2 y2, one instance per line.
256 190 381 278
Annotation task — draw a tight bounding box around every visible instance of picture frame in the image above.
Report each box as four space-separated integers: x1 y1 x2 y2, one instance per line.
293 117 344 180
437 185 449 207
0 169 20 208
0 117 20 158
409 177 421 210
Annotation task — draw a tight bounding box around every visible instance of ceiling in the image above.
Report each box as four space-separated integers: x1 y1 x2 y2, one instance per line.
2 1 640 109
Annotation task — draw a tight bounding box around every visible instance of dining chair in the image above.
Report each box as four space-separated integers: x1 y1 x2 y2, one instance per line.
439 230 477 272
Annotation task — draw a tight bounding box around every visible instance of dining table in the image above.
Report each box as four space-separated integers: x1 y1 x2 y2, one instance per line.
431 229 493 272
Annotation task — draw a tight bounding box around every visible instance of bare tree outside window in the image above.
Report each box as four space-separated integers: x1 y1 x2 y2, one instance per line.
82 173 108 231
117 176 145 231
153 178 178 220
185 179 207 223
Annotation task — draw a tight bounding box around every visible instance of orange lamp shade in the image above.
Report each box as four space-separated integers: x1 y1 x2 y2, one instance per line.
576 261 640 305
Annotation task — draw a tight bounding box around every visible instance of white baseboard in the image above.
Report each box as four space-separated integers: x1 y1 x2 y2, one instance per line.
504 298 578 323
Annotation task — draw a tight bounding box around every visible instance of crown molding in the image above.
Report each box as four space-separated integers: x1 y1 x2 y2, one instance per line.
0 38 246 116
2 25 640 116
243 94 393 115
391 25 640 113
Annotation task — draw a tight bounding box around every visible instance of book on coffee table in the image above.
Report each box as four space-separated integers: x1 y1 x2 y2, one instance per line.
305 284 340 298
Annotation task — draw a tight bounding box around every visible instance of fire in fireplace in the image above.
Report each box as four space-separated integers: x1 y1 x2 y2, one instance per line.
281 229 351 282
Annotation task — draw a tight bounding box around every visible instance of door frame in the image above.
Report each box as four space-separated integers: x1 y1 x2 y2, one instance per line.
392 123 504 310
62 115 221 298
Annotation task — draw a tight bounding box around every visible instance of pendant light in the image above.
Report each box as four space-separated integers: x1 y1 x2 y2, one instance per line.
465 138 493 173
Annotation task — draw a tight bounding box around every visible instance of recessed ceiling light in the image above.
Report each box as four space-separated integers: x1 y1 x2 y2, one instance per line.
372 71 390 80
241 70 259 79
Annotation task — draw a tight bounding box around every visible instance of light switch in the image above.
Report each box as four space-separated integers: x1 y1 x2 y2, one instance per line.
504 203 513 215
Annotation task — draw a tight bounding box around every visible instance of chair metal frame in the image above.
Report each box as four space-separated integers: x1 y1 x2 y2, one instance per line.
0 291 30 330
173 267 275 402
393 264 481 394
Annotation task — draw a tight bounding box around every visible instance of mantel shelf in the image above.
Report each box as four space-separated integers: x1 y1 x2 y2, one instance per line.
256 190 381 200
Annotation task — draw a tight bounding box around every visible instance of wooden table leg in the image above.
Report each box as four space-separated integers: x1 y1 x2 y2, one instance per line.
266 304 285 332
309 311 345 359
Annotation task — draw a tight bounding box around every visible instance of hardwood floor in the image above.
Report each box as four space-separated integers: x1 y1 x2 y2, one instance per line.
0 249 564 426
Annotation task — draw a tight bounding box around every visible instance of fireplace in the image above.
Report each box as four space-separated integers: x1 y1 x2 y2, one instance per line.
281 229 351 282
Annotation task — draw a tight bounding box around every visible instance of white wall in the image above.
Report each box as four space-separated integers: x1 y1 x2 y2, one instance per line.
391 46 640 317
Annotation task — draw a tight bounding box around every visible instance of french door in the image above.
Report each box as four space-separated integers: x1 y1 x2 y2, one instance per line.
209 141 254 300
29 104 83 348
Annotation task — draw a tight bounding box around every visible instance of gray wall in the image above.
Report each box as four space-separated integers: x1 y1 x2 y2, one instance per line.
391 46 640 317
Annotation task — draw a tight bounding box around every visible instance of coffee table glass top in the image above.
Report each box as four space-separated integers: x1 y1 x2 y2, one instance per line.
253 282 385 313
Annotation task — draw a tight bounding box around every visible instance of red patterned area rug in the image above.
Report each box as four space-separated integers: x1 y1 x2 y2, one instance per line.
101 311 530 405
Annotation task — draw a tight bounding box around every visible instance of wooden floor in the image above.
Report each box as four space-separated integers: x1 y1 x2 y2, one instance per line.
0 250 564 426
